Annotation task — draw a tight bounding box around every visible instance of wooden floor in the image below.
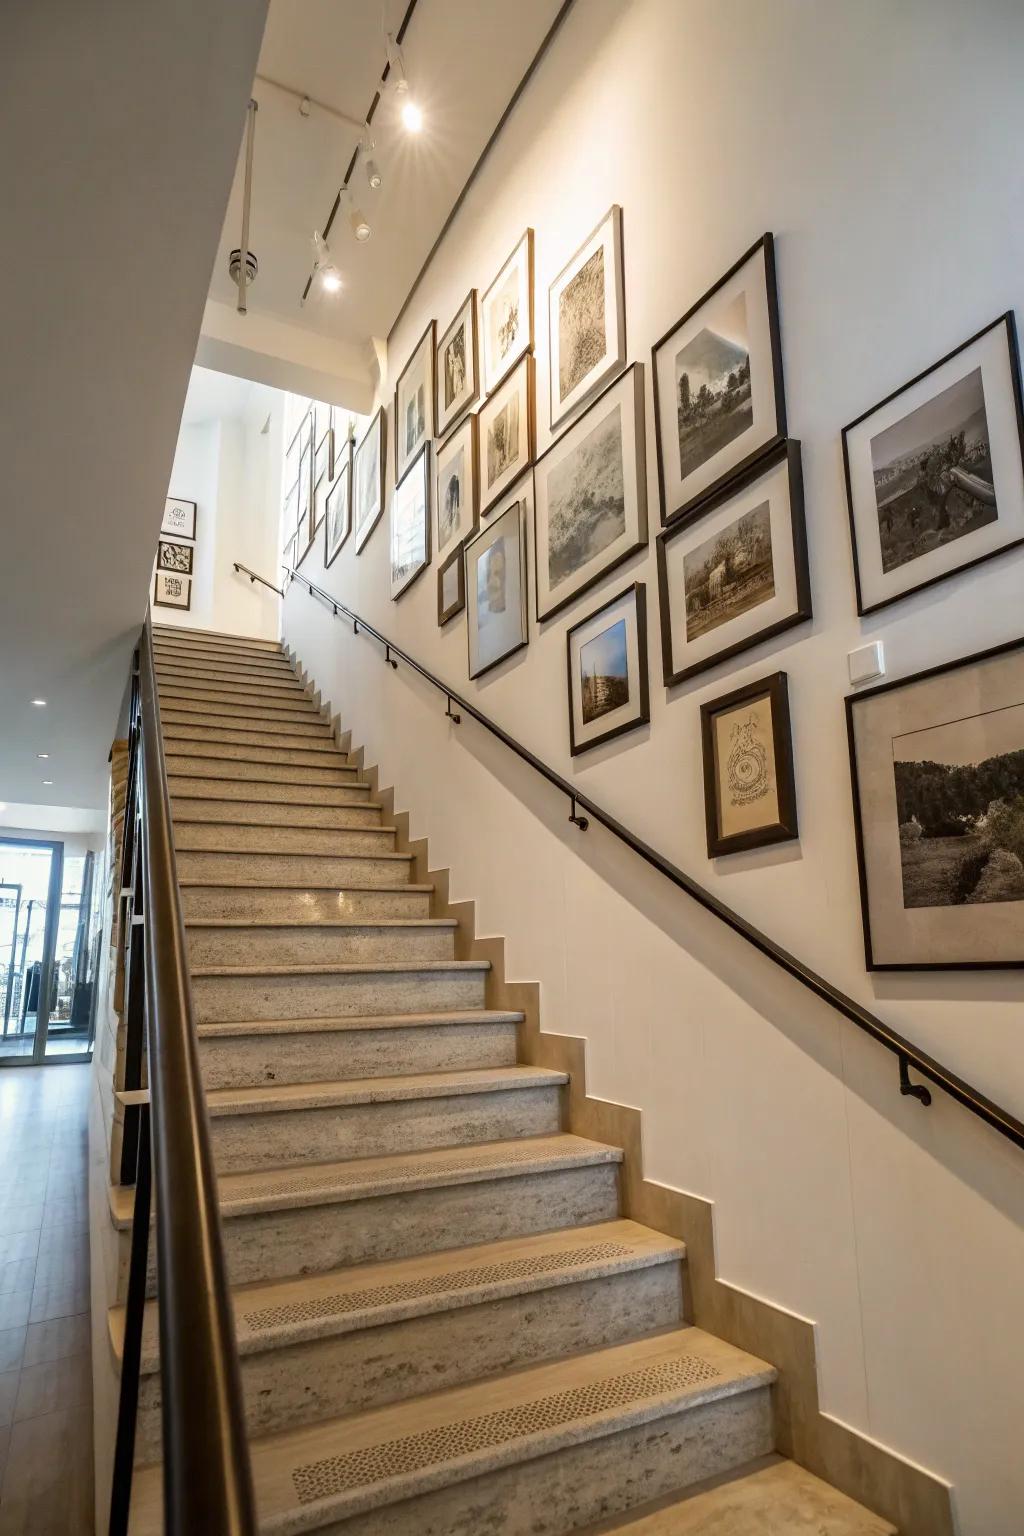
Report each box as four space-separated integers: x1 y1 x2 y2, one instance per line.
0 1065 92 1533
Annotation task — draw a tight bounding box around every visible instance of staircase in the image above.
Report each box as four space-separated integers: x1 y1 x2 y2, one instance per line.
110 623 894 1535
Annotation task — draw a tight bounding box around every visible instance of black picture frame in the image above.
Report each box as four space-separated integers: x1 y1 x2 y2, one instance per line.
480 228 535 396
394 319 436 482
437 545 466 625
354 406 387 555
700 670 798 857
465 495 529 680
566 581 649 756
390 443 431 601
548 204 626 433
478 353 535 516
161 497 197 541
157 538 194 576
324 443 352 569
436 288 480 439
153 571 192 612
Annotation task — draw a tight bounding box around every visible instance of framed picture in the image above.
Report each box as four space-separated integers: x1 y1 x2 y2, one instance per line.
311 463 329 533
479 355 534 515
153 571 191 611
847 635 1024 969
161 498 196 540
390 444 431 600
298 442 312 526
481 229 534 395
435 415 478 559
157 538 194 576
534 362 648 623
466 491 529 679
436 289 479 439
282 533 296 574
282 480 298 546
842 312 1024 615
566 582 649 756
652 233 786 526
314 400 331 448
656 439 810 687
548 205 626 431
395 320 436 483
325 444 352 568
315 429 332 488
354 407 386 554
437 545 466 625
700 671 797 857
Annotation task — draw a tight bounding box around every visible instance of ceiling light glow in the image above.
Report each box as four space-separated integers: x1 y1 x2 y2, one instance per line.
37 753 49 760
42 780 53 786
31 699 47 707
401 98 423 133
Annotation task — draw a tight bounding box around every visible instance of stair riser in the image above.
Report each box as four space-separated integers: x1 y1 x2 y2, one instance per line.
173 799 381 829
169 776 370 805
191 968 486 1022
179 886 431 921
187 925 454 967
162 711 333 742
159 686 319 716
167 756 355 787
164 738 346 769
176 851 410 887
198 1021 518 1089
133 1263 683 1463
163 724 336 753
174 824 394 856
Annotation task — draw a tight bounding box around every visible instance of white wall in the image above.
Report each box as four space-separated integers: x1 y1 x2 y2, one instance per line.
284 2 1024 1531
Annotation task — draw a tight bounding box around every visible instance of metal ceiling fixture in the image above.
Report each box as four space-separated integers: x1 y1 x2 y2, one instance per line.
229 98 258 314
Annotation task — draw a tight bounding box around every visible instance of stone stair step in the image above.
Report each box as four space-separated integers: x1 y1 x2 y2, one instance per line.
161 708 333 740
176 848 414 889
162 736 349 769
174 822 396 857
158 683 320 716
189 958 490 1022
172 798 383 829
157 695 326 728
162 721 338 752
152 623 283 656
178 882 433 921
165 754 358 786
154 643 295 676
169 777 371 806
155 661 309 693
186 917 456 967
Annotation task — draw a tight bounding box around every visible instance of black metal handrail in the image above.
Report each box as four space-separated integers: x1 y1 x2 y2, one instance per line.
109 610 257 1536
236 557 1024 1154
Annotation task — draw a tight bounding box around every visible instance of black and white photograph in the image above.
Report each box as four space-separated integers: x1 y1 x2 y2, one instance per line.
153 570 191 610
847 636 1024 968
657 439 810 686
481 229 534 394
437 544 465 625
324 443 352 568
315 426 332 487
390 443 431 600
354 407 386 553
436 289 479 438
842 312 1024 613
295 504 314 567
157 538 194 576
548 205 625 430
435 414 478 557
566 582 649 755
653 233 786 525
478 355 534 514
534 363 647 622
311 460 329 532
466 493 528 678
395 320 436 483
700 671 798 857
161 497 197 541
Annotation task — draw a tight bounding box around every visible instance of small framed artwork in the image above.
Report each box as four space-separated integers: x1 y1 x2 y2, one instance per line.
153 571 191 611
656 439 810 687
847 635 1024 969
465 492 529 679
395 320 436 483
311 464 329 533
325 443 352 569
842 312 1024 615
481 229 534 395
534 362 648 623
161 498 197 540
437 545 465 625
390 444 431 600
652 233 786 526
314 400 331 449
700 671 798 858
298 442 312 524
282 533 296 575
282 480 298 544
315 429 332 488
354 407 386 553
435 414 478 559
548 205 626 432
436 289 479 439
566 582 649 756
479 354 534 515
157 538 194 576
295 508 313 568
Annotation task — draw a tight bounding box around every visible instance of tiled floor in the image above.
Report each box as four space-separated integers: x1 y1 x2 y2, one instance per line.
0 1066 93 1534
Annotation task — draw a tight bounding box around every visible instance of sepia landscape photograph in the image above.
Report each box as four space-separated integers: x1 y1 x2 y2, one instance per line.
444 323 467 410
546 402 625 590
558 246 606 403
486 394 520 486
579 616 629 724
674 291 753 480
488 267 520 372
682 500 774 642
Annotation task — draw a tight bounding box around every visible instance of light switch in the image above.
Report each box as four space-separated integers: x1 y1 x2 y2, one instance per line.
848 640 886 685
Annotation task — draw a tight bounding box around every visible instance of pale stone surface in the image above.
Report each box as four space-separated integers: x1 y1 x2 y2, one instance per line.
165 754 354 786
173 821 397 856
190 962 488 1021
159 684 319 715
186 919 454 967
163 723 338 753
169 775 372 805
175 849 412 886
162 711 333 740
178 884 432 921
163 735 345 769
173 798 383 828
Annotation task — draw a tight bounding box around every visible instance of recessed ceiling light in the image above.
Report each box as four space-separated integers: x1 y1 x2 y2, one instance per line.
42 780 53 786
37 753 49 760
31 699 47 707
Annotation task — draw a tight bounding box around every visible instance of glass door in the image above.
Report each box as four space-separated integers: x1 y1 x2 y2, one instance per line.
0 836 93 1065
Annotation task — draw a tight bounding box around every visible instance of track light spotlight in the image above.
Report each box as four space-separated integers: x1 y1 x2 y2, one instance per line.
349 206 371 242
311 230 342 293
400 94 423 134
365 157 382 190
386 34 423 133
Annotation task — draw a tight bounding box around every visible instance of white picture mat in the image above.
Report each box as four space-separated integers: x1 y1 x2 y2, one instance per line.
437 294 477 437
354 413 383 547
162 498 196 539
467 493 528 675
569 589 642 748
435 417 476 553
480 359 531 510
712 694 780 838
441 558 461 609
549 206 625 427
326 461 351 561
396 329 434 482
154 571 190 608
390 455 429 599
482 234 531 393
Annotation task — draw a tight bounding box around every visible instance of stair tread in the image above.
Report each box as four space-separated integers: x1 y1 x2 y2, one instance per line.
152 623 282 649
177 880 433 892
186 917 455 930
181 849 412 863
196 1009 524 1036
163 729 339 753
174 820 394 834
191 959 488 977
205 1065 568 1116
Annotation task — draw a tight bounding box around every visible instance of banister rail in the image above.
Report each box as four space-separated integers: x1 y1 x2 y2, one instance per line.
109 610 257 1536
237 556 1024 1155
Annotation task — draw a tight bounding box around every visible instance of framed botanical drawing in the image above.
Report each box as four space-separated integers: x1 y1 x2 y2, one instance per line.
466 491 529 679
153 571 191 611
161 498 197 541
157 538 194 577
566 582 649 756
534 362 647 623
435 415 478 559
437 545 465 625
842 312 1024 615
395 320 436 483
324 444 352 569
481 229 534 395
390 444 431 600
436 290 479 439
479 355 534 515
548 205 626 431
354 407 386 554
700 671 797 857
652 233 786 526
656 439 810 686
847 635 1024 969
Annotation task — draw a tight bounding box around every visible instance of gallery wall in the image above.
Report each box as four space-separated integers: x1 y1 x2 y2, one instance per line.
282 2 1024 1529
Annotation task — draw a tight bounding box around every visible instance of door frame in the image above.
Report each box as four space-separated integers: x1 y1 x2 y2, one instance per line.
0 835 86 1067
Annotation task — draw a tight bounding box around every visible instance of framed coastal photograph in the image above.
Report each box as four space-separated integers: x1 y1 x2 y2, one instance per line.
435 415 478 559
700 671 797 857
437 544 465 625
479 355 534 515
324 444 352 569
153 571 191 611
390 444 431 600
354 407 386 553
657 439 810 686
161 498 197 541
481 229 534 394
436 289 479 438
548 205 626 431
534 362 647 623
157 538 194 576
842 312 1024 615
395 321 436 483
847 636 1024 969
652 233 786 526
466 492 528 678
566 582 649 756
